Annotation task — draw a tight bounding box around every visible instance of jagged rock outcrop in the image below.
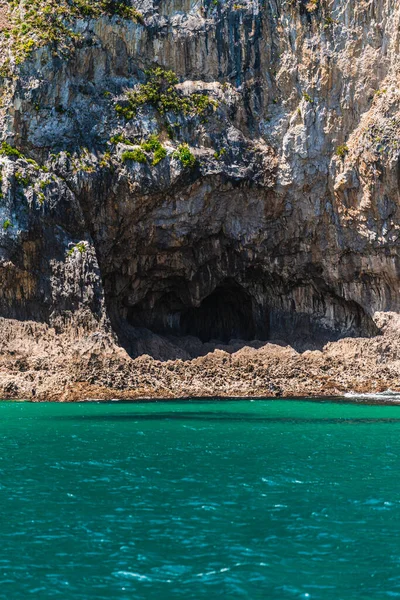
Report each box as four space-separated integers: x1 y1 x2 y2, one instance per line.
0 0 399 399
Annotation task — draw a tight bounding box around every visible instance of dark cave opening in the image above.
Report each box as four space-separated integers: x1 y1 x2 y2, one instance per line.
181 281 257 343
127 280 267 343
123 274 380 359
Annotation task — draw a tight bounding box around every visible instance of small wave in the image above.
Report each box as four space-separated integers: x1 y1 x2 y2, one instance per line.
344 390 400 402
113 571 150 581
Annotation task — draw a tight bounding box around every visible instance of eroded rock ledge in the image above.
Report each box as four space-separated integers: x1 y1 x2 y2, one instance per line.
0 312 398 401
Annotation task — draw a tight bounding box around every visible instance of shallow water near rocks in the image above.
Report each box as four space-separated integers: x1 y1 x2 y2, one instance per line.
2 398 400 599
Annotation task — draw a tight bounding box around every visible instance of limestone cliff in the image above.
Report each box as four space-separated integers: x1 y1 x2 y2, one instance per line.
0 0 399 399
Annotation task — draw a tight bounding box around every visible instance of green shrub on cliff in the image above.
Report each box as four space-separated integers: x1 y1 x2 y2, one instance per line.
141 134 167 165
15 171 30 186
121 148 147 163
112 133 167 166
2 219 12 231
110 133 133 145
67 241 87 256
115 68 218 120
336 144 349 158
173 144 196 168
152 146 167 166
0 142 23 159
214 147 226 160
3 0 143 67
99 151 112 168
141 133 163 153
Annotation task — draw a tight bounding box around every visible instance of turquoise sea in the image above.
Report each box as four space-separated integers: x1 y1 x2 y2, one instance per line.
1 398 400 599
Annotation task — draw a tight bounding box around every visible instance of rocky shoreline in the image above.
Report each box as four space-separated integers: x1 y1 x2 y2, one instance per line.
0 312 399 402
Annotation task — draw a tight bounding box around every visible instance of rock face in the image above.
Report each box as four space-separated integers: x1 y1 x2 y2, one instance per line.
0 0 399 399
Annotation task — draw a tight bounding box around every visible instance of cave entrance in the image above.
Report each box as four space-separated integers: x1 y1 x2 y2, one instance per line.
127 280 266 343
181 281 257 343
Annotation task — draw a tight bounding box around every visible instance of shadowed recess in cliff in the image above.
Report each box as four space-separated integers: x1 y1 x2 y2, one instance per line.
117 272 381 360
267 289 381 347
180 280 262 342
127 279 268 343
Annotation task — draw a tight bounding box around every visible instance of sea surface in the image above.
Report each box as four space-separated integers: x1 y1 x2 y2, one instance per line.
1 398 400 599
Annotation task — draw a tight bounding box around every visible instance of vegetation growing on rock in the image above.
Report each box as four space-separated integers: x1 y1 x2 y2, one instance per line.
14 171 30 186
214 148 226 160
115 134 168 166
152 146 167 166
336 144 349 158
173 144 196 168
115 68 218 120
121 148 147 164
1 0 143 66
109 133 133 145
67 241 87 256
141 134 167 165
0 142 23 158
